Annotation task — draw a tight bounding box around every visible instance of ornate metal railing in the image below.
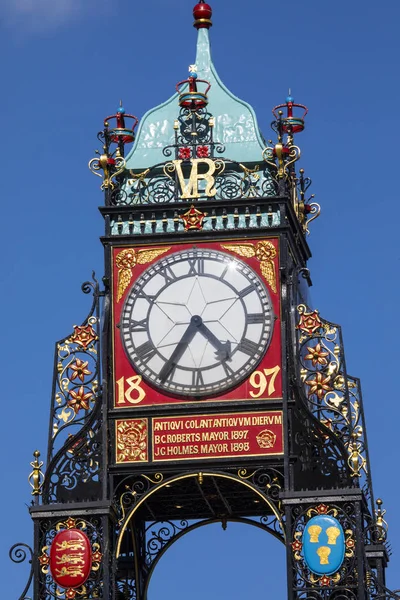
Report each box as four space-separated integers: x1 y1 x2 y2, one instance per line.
296 304 371 494
46 277 100 463
104 158 277 207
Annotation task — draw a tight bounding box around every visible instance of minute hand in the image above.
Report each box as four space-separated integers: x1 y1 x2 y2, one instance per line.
159 321 198 382
197 323 231 360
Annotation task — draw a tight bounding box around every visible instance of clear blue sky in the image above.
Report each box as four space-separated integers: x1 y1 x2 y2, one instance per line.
2 0 400 597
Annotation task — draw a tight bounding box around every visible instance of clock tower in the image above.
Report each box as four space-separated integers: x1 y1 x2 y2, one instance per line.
11 2 397 599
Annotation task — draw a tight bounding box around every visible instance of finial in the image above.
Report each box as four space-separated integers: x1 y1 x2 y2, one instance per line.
28 450 44 501
272 95 308 136
375 498 388 542
118 99 125 114
103 103 139 147
176 65 211 110
193 0 212 29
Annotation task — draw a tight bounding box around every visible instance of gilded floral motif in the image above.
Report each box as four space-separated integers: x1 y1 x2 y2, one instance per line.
297 308 322 336
305 372 332 400
68 387 93 414
69 359 91 383
180 205 208 230
304 343 329 367
116 419 148 463
70 325 98 350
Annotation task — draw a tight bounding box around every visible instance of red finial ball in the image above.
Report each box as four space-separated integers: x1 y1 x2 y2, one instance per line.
193 1 212 29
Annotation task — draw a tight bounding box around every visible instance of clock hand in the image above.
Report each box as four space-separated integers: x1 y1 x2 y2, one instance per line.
159 316 202 382
197 322 231 361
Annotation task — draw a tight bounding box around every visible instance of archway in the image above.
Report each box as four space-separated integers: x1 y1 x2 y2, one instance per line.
115 469 286 599
147 520 287 600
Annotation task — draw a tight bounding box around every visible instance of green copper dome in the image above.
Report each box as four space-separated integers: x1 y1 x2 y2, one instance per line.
125 28 267 170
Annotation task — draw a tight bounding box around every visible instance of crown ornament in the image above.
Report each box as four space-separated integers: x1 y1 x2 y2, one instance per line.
272 92 308 138
104 101 139 147
176 65 211 110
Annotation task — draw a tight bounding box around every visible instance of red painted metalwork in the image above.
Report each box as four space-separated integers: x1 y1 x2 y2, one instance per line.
49 529 92 589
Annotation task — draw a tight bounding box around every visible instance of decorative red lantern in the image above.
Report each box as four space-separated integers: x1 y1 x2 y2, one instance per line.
49 529 92 589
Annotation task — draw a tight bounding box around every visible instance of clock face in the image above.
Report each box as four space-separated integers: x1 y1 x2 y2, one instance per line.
120 248 274 398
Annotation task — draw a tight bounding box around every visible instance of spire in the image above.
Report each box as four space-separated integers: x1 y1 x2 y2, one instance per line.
122 0 267 169
193 1 212 76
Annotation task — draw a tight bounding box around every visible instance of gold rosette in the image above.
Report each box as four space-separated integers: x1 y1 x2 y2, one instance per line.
116 420 147 463
256 429 276 449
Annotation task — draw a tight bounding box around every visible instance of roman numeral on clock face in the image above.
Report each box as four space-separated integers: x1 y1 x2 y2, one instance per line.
188 256 205 275
192 369 205 386
136 290 156 304
237 338 260 356
129 318 148 332
135 341 157 363
238 285 255 298
160 265 178 284
221 361 234 377
247 313 264 324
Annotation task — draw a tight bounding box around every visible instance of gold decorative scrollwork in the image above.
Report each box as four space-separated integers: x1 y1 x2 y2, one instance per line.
237 468 257 480
88 154 126 190
141 473 164 484
262 144 301 180
306 504 338 518
292 531 303 560
345 529 355 557
221 241 277 293
304 202 321 235
115 247 170 302
297 304 369 484
118 473 164 526
52 317 99 439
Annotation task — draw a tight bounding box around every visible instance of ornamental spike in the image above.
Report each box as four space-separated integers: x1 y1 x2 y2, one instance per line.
28 450 44 502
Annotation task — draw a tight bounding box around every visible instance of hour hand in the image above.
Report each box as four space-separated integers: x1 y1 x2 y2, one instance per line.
197 323 231 361
158 317 200 382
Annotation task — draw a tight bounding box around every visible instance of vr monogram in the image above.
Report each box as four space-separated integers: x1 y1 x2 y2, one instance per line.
171 158 218 199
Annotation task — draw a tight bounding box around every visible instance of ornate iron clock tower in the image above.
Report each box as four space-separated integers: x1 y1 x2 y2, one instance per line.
11 2 398 599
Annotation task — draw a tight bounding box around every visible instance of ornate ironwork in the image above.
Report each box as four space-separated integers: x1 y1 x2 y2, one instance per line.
290 501 359 598
106 158 276 207
145 519 190 565
143 514 284 574
114 467 286 550
9 543 34 600
90 98 277 207
37 516 103 600
47 276 100 462
292 402 349 487
367 571 400 599
364 498 389 546
114 472 165 527
38 275 102 504
42 414 102 503
163 105 224 157
296 304 370 486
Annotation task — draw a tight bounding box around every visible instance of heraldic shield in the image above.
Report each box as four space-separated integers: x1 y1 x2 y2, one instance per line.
303 515 345 576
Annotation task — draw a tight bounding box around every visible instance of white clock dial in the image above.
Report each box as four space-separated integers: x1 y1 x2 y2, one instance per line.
120 248 275 398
